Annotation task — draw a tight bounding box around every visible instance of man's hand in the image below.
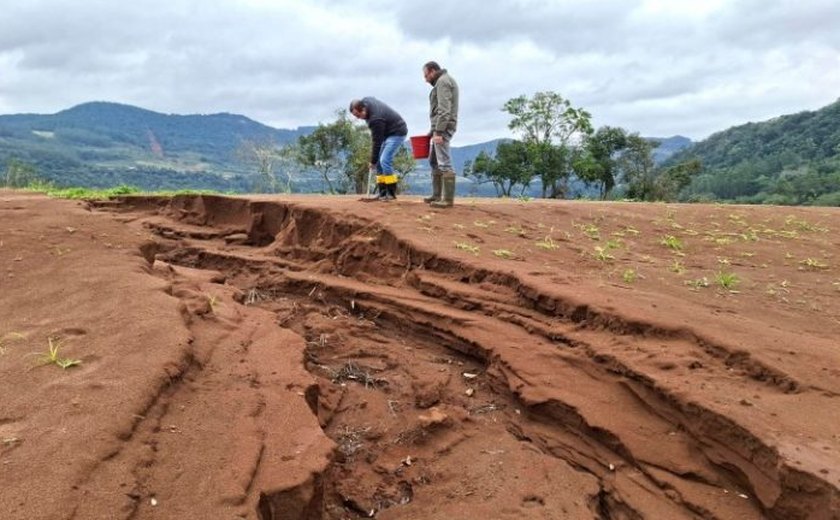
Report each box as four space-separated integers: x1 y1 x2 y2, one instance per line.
431 134 444 145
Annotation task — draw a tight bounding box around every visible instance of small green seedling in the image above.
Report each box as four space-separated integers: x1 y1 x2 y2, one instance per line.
622 269 637 283
593 246 614 262
660 235 683 251
207 294 221 311
582 224 600 240
604 238 623 250
715 271 740 291
492 249 516 260
39 337 82 370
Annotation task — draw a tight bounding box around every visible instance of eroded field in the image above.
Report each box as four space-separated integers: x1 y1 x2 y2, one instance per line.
1 190 839 519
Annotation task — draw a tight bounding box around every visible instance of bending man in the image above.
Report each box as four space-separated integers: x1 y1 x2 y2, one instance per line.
350 97 407 201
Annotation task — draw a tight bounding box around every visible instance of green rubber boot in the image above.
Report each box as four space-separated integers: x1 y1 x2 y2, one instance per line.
430 172 455 208
423 170 442 204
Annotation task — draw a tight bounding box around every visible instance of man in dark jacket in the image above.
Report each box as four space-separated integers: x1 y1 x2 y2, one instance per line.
422 61 459 207
350 97 408 201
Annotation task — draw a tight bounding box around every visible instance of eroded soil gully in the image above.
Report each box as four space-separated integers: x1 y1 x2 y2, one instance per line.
100 195 837 519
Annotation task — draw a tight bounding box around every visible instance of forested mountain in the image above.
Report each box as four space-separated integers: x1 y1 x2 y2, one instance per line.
672 99 840 205
0 102 311 190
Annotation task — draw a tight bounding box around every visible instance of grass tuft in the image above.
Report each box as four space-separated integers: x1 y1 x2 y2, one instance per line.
715 271 740 291
38 337 82 370
660 235 683 251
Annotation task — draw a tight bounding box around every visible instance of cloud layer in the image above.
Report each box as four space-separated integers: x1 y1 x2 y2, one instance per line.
1 0 839 143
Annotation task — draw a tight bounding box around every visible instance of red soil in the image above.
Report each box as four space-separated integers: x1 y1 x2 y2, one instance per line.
1 189 839 519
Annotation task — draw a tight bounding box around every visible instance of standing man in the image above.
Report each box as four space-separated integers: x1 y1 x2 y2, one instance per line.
349 97 407 201
423 61 459 207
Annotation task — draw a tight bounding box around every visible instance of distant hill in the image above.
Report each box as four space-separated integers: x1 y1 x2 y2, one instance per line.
669 98 840 205
0 102 311 191
648 135 693 164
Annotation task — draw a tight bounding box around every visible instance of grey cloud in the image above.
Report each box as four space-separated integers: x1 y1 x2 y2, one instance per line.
1 0 839 145
391 0 638 53
711 0 840 49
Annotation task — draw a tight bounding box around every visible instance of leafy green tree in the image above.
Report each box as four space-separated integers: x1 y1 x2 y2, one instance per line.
658 159 702 201
465 141 534 197
575 126 628 199
810 190 840 206
291 110 356 194
621 135 658 200
503 91 592 198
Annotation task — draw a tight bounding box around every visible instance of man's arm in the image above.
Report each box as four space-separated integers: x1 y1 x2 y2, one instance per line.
368 119 386 165
434 81 454 134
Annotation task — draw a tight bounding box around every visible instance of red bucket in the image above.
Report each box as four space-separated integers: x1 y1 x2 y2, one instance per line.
410 135 431 159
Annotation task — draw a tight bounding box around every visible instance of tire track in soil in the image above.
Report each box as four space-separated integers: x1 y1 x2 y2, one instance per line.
94 195 839 519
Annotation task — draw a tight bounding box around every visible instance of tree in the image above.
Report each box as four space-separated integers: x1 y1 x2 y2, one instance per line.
4 159 38 188
236 137 288 193
575 126 628 199
465 141 534 197
621 135 658 200
345 123 373 194
658 159 702 201
291 110 356 194
502 91 592 198
393 147 417 193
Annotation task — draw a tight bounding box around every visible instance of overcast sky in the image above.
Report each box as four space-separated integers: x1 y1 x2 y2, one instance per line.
1 0 839 145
